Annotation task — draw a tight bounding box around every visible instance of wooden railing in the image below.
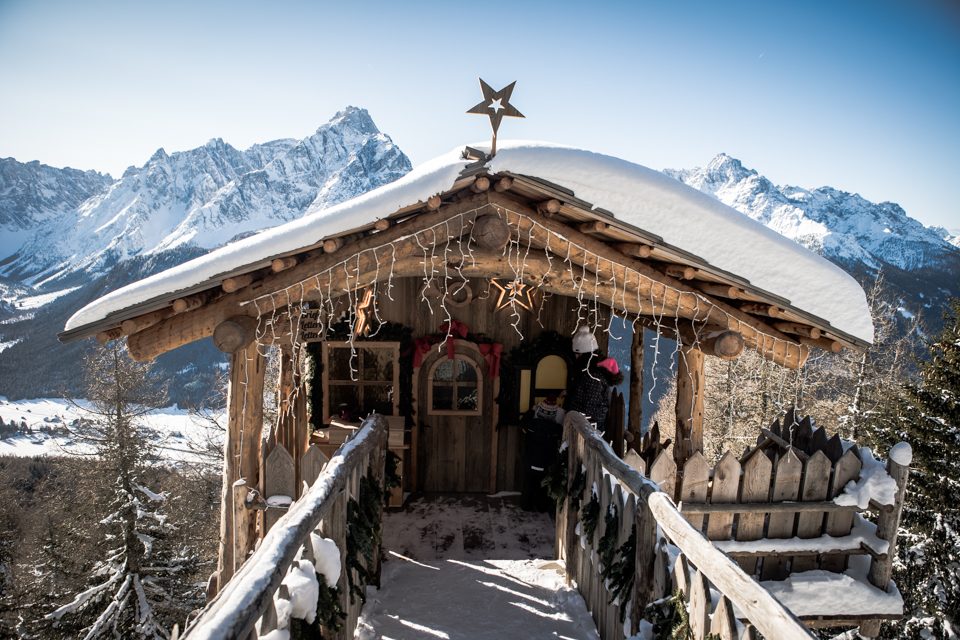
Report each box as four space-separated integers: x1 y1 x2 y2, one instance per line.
557 411 814 640
180 415 388 640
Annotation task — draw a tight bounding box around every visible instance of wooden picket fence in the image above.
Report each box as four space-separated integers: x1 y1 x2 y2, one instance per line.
557 411 814 640
178 415 388 640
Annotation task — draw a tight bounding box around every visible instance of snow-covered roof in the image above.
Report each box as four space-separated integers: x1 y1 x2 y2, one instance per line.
64 141 873 343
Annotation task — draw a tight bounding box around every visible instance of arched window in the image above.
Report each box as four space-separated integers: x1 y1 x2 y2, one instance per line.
428 356 482 416
533 354 568 407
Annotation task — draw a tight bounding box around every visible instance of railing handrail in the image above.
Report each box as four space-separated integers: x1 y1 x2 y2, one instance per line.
181 415 388 640
565 412 813 640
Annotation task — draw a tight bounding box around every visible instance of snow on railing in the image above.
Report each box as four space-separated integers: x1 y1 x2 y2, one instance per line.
178 414 388 640
557 412 814 640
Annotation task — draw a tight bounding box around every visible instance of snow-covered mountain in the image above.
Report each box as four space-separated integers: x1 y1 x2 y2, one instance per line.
666 154 960 329
0 107 410 286
0 107 411 403
665 154 958 273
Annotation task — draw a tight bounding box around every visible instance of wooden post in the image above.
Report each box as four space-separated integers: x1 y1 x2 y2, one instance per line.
868 445 911 589
674 345 705 467
216 342 266 592
628 326 643 452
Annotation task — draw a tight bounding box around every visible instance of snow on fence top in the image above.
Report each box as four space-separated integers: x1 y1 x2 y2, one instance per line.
65 141 873 343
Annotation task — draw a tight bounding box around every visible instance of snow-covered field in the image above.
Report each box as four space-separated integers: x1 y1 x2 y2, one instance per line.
0 396 223 464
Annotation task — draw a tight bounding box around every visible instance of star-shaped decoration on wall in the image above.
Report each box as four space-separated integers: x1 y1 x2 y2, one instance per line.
353 287 375 336
491 279 536 312
467 78 524 156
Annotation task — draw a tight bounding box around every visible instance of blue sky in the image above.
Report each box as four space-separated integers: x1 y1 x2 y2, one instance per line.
1 0 957 228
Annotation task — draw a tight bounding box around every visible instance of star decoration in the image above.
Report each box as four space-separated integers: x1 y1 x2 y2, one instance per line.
353 287 375 336
467 79 524 155
490 279 536 312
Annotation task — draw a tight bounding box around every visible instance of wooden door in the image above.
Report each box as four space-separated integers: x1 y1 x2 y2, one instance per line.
416 342 494 493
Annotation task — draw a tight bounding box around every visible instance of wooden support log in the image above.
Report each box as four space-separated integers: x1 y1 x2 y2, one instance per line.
578 220 608 234
740 302 788 319
628 325 643 451
695 282 744 299
222 274 254 293
471 175 491 193
120 308 173 335
373 218 392 231
213 315 259 353
494 176 514 192
172 292 209 314
322 237 344 253
537 198 561 216
270 256 298 273
426 194 442 210
699 330 745 360
472 213 511 250
800 336 843 353
664 264 696 280
675 345 705 463
613 242 653 259
868 445 911 589
774 322 822 340
96 327 123 344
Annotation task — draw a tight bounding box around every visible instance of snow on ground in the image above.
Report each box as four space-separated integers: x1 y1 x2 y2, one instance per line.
356 495 598 639
0 397 223 465
0 339 20 354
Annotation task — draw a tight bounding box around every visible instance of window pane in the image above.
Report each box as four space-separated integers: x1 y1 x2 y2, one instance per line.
363 384 393 417
455 360 477 383
330 385 360 420
328 347 354 380
434 360 454 381
362 348 394 381
433 385 453 411
457 385 478 411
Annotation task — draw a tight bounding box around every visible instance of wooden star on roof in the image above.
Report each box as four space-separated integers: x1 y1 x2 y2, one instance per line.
467 79 524 156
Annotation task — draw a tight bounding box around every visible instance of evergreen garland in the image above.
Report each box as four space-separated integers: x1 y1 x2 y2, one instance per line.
288 582 345 640
345 470 384 604
569 464 586 509
542 446 569 505
384 450 402 495
597 503 620 574
603 526 636 620
580 490 600 543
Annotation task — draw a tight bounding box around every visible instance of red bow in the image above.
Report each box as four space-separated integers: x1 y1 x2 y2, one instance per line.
478 343 503 379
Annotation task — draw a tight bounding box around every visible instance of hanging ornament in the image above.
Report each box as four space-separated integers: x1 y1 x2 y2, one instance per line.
490 278 535 312
353 287 375 337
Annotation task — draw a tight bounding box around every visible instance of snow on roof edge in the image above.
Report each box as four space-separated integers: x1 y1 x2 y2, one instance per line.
64 140 873 344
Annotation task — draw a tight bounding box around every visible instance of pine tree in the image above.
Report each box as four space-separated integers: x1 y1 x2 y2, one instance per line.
864 299 960 638
43 344 196 639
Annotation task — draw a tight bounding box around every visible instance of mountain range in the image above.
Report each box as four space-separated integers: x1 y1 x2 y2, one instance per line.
0 111 956 402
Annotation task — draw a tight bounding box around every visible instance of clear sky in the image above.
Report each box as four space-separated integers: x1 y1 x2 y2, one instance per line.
1 0 957 229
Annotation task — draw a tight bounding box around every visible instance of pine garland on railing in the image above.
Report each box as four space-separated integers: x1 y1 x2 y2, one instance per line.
542 446 569 505
641 590 722 640
346 470 384 604
602 526 636 620
384 450 402 496
289 582 345 639
580 489 601 543
597 503 620 572
568 464 586 509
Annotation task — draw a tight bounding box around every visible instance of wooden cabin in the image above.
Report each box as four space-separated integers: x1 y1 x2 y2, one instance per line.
61 142 908 639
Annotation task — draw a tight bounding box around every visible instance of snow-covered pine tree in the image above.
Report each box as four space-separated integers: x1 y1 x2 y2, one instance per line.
43 343 195 639
862 298 960 639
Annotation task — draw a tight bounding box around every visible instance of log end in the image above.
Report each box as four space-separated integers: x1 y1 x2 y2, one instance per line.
213 315 259 353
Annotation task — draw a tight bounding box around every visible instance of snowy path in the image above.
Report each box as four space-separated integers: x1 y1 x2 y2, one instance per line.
356 495 599 640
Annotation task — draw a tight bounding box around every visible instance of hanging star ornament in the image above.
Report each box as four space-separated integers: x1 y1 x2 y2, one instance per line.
491 279 536 312
467 79 524 156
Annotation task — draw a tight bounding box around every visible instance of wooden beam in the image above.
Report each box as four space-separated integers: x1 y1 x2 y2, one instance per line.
322 237 343 253
223 274 254 293
216 342 266 592
537 198 561 216
773 322 821 340
700 330 745 360
740 302 788 319
270 257 298 273
213 316 258 353
578 220 609 234
471 176 491 193
664 265 696 280
695 282 743 299
426 195 442 211
628 325 644 448
675 345 705 465
613 242 653 259
120 308 173 335
173 292 209 314
96 327 123 344
799 336 843 353
494 176 514 192
472 214 511 250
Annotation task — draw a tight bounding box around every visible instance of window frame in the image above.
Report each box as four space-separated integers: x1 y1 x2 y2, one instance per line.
321 340 400 424
426 354 483 417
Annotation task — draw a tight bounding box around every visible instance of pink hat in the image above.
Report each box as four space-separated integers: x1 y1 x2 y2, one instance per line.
597 358 619 375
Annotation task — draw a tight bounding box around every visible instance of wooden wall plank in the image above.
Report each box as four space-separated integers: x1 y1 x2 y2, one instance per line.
792 450 832 572
680 452 710 533
822 448 862 572
706 451 741 541
760 449 802 581
736 451 773 575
